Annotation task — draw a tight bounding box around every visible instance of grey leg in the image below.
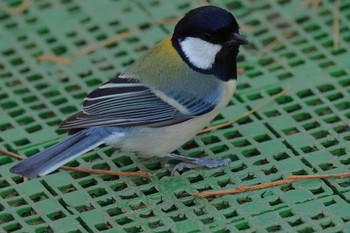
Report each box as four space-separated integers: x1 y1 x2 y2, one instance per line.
168 153 231 175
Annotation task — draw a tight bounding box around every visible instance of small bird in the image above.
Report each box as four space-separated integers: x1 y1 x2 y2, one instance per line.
10 5 248 178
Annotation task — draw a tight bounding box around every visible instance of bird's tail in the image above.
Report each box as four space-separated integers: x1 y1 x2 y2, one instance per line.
10 127 117 178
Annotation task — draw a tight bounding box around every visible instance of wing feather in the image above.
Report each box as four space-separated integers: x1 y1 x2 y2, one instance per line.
60 77 219 129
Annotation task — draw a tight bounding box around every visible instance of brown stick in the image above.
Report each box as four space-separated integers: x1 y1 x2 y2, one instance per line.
312 0 321 8
289 172 350 180
37 30 133 64
258 33 295 57
154 17 179 25
37 55 71 65
70 30 133 59
197 0 209 6
237 67 245 74
333 0 340 50
192 172 350 198
0 149 24 160
199 87 291 134
0 0 34 15
192 179 295 198
0 148 151 178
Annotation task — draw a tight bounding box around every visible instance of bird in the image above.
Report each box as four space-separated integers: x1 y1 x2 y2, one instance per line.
10 5 248 178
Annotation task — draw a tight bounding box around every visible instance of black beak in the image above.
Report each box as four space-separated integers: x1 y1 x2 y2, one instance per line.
231 33 248 45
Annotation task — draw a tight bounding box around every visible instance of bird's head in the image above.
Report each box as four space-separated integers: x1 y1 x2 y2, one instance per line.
172 6 248 81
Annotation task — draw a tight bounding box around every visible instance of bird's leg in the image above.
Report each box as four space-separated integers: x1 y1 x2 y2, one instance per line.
167 153 231 175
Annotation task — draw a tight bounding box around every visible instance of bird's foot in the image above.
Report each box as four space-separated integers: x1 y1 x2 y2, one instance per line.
168 153 231 175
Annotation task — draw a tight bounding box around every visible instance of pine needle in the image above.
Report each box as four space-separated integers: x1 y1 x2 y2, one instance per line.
37 30 133 64
193 172 350 197
333 0 340 50
0 0 33 15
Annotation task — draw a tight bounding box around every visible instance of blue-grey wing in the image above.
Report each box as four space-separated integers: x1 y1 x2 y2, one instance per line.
59 77 218 129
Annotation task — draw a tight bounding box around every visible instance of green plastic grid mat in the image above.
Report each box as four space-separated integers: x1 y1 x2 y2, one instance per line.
1 0 350 232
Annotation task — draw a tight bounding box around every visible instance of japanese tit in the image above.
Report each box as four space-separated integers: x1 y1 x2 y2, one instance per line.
10 5 248 178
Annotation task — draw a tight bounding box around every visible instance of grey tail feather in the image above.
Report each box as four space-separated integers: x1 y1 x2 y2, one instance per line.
10 127 115 178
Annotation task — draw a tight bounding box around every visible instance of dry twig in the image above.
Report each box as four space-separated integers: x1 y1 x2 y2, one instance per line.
237 67 245 74
197 0 209 6
288 172 350 180
37 30 133 64
193 172 350 198
333 0 340 50
199 87 291 134
0 148 151 178
193 179 294 197
154 17 179 25
0 0 33 15
300 0 321 9
258 33 295 57
311 0 321 8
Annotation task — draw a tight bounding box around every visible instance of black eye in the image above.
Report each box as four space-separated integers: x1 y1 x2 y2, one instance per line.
203 32 215 41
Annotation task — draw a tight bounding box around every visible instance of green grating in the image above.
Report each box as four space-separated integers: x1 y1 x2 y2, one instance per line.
1 0 350 232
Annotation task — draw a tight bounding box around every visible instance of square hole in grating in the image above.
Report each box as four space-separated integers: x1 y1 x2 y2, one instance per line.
116 216 133 226
141 186 158 196
273 152 290 161
263 166 278 175
1 188 19 199
8 198 27 207
264 110 282 117
47 210 66 221
266 225 282 232
302 121 320 130
293 112 312 122
95 222 113 231
284 104 302 113
336 101 350 111
283 127 300 135
310 186 325 195
301 146 318 153
148 220 164 229
16 207 37 218
25 216 45 226
254 134 272 142
311 130 329 139
289 218 304 227
0 213 14 223
30 192 49 203
232 139 251 147
235 221 250 231
319 163 337 171
88 187 107 198
124 226 143 233
58 184 77 194
323 116 340 124
210 144 229 153
305 98 323 106
3 223 22 232
112 155 133 167
279 209 294 218
297 89 314 98
107 206 124 217
321 139 339 148
139 210 155 220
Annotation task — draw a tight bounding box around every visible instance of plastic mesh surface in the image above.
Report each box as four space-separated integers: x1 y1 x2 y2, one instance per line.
1 0 350 232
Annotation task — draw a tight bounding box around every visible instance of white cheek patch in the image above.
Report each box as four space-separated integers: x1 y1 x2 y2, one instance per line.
179 37 222 70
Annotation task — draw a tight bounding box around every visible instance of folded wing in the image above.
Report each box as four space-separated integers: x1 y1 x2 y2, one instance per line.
60 77 218 129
